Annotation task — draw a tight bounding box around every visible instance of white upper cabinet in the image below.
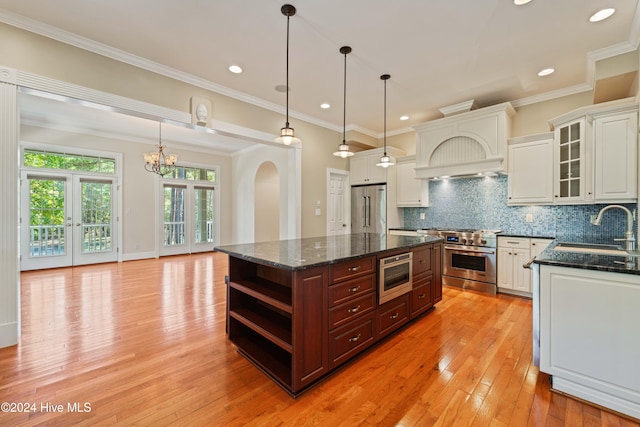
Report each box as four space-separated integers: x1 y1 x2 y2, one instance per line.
593 109 638 202
396 156 429 207
507 133 554 205
350 147 404 186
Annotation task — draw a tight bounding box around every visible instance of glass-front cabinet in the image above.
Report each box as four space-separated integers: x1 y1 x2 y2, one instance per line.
553 117 592 204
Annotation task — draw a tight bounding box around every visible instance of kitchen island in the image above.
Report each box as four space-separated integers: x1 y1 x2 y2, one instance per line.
215 233 443 396
533 243 640 420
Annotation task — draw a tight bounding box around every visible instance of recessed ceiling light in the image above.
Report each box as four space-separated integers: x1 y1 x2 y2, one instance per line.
514 0 532 5
228 65 243 74
400 115 409 121
320 103 330 109
538 68 555 77
589 8 615 22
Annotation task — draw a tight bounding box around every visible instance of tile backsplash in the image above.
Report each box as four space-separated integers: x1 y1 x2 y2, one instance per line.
402 175 637 242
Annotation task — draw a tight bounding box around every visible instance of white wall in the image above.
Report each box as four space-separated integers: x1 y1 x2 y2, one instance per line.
232 144 301 244
254 162 280 242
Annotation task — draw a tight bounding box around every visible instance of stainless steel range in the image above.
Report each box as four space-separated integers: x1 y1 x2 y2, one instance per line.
424 229 500 294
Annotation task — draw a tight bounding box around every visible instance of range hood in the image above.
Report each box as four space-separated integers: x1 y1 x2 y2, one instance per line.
413 102 515 179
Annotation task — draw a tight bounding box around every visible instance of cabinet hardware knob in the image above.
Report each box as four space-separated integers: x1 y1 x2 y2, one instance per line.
348 285 361 293
390 313 399 319
348 305 361 313
348 266 361 272
348 333 361 343
418 294 426 299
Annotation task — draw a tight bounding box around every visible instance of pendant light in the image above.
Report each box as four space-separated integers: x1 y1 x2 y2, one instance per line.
376 74 394 168
275 4 301 146
333 46 355 158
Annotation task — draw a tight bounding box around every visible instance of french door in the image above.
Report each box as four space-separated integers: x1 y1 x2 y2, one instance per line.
20 172 118 270
160 183 216 256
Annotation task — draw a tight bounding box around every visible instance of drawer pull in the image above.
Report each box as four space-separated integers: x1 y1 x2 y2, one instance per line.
348 305 361 313
348 333 362 343
390 312 399 319
348 266 361 272
418 293 426 299
348 285 361 294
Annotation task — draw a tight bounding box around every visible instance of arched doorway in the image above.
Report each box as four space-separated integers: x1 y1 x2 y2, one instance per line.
254 161 280 242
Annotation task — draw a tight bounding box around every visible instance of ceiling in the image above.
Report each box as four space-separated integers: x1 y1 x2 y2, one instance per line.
1 0 639 141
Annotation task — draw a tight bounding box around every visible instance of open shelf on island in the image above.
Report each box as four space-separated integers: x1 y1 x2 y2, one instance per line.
229 304 292 352
229 278 292 313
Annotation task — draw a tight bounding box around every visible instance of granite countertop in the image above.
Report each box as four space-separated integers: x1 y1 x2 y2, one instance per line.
533 240 640 275
214 233 443 271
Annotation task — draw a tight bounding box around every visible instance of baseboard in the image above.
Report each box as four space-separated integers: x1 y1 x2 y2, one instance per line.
122 251 157 262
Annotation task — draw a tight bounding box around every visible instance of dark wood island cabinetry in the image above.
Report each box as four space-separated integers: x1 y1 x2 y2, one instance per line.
217 233 443 396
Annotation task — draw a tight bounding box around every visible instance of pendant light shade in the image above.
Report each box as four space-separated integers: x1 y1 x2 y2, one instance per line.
376 74 394 168
333 46 355 158
275 4 301 146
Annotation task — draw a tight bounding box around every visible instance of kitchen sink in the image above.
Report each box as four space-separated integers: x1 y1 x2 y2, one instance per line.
553 242 628 256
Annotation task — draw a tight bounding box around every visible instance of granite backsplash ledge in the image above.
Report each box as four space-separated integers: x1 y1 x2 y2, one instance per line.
402 175 637 242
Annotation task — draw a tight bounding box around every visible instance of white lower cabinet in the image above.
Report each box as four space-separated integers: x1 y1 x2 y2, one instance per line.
539 265 640 419
498 237 552 296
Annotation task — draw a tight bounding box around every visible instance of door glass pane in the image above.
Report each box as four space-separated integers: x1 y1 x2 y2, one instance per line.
164 186 185 246
560 180 569 197
560 126 568 143
28 177 66 257
560 162 569 180
570 160 580 178
570 179 580 197
570 122 580 140
560 144 569 162
194 187 214 244
81 181 112 253
570 141 580 160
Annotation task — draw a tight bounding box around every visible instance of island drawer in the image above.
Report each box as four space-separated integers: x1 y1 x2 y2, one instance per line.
410 278 433 318
329 293 376 329
329 314 375 369
376 294 409 339
328 274 375 307
330 256 376 284
412 245 432 276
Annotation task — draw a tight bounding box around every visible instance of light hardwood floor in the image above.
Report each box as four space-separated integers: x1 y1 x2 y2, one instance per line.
1 252 637 426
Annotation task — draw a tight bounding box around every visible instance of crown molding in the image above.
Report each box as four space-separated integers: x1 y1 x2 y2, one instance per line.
0 9 342 134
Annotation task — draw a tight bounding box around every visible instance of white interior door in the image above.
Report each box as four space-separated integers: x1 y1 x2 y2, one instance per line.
21 172 118 270
327 170 349 235
160 183 215 256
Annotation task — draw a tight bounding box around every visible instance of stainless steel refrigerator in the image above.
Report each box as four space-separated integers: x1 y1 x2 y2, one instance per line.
351 184 386 233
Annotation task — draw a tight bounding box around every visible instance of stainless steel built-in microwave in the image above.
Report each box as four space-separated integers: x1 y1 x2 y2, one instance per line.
378 252 413 304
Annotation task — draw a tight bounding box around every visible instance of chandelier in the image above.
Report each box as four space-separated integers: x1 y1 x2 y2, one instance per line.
144 123 177 176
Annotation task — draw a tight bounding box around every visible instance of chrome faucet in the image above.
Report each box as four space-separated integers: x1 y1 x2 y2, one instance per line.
592 205 636 252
